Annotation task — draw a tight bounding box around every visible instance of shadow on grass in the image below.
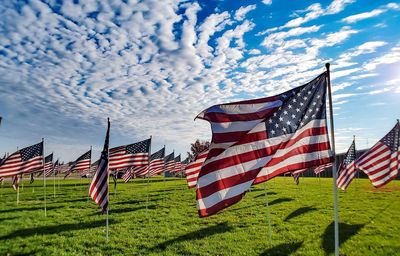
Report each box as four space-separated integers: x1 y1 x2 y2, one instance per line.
269 198 294 206
114 198 161 206
90 205 157 215
152 222 233 251
259 241 303 255
322 222 365 255
134 178 183 184
253 192 278 199
0 206 61 214
0 219 116 240
284 207 318 221
0 216 17 222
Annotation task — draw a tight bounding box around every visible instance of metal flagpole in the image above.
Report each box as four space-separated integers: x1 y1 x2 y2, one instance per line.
42 138 47 217
263 182 272 247
326 63 339 256
162 145 166 205
106 127 110 242
146 136 152 220
16 148 19 205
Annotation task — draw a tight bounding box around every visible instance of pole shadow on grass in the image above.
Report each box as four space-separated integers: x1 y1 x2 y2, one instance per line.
284 207 318 221
151 222 233 251
0 206 62 214
253 192 278 199
269 198 294 206
321 222 365 255
0 219 116 240
259 241 303 256
89 205 156 216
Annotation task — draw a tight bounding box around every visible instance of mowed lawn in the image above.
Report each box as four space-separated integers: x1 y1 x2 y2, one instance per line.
0 177 399 255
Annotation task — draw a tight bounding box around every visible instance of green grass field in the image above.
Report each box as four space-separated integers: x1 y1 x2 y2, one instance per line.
0 177 399 255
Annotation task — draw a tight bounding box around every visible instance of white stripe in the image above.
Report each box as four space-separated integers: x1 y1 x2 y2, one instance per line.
197 179 254 210
358 151 391 174
210 119 263 133
202 100 282 115
372 169 398 187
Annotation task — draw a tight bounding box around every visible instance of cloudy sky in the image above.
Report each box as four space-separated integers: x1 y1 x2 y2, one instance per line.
0 0 399 162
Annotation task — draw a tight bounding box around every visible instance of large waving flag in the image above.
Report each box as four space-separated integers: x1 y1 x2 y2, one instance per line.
64 150 91 178
196 72 333 217
184 150 208 189
0 142 43 177
336 140 357 190
109 139 150 170
89 118 110 213
356 121 399 188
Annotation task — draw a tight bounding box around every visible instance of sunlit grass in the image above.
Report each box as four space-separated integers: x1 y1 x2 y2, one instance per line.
0 177 399 255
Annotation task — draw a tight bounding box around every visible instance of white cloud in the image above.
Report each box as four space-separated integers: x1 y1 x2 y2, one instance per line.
342 9 385 23
234 5 256 21
262 25 321 48
262 0 272 5
364 44 400 70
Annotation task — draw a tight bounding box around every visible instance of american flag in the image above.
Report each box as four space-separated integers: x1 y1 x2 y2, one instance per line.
0 142 43 178
314 162 333 175
133 166 149 177
356 122 399 188
64 150 91 178
181 158 189 175
12 175 19 190
292 168 307 185
52 160 60 176
172 155 182 173
109 139 151 170
44 153 54 177
122 166 135 182
196 72 333 217
164 152 175 174
336 140 357 190
185 150 208 189
89 119 110 213
147 147 165 176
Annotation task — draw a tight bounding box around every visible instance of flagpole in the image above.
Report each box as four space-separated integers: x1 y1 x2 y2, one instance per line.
263 182 272 247
146 136 152 220
16 177 20 205
163 145 166 205
42 138 47 217
106 118 110 242
326 63 339 256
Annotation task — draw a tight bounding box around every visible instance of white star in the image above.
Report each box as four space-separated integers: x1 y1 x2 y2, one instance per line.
304 115 308 119
279 117 283 121
293 98 297 103
283 110 288 115
268 119 273 123
271 130 275 135
282 127 287 132
275 123 279 128
291 114 296 119
317 95 321 99
303 96 307 101
296 108 300 112
288 104 292 109
308 91 312 95
273 112 277 117
286 120 291 125
300 102 304 106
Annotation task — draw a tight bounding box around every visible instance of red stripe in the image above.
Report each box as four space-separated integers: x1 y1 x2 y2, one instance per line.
198 193 245 217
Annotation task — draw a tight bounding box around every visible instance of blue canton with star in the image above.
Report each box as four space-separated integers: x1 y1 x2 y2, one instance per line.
380 123 400 151
151 147 165 161
20 142 43 161
265 73 327 137
343 141 356 166
126 139 151 154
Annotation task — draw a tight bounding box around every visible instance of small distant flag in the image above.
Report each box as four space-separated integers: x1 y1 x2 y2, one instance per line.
64 150 91 178
184 150 208 189
12 175 19 190
122 166 134 183
89 118 110 213
336 140 357 190
0 142 43 178
147 147 165 176
195 72 332 217
292 168 307 185
109 139 151 170
30 173 34 184
356 121 399 188
164 152 175 174
314 163 333 175
44 153 54 177
173 155 181 173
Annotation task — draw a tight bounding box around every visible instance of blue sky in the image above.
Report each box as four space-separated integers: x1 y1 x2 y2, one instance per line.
0 0 399 162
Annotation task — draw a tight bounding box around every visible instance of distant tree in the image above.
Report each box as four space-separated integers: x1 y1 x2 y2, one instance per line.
187 139 210 161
